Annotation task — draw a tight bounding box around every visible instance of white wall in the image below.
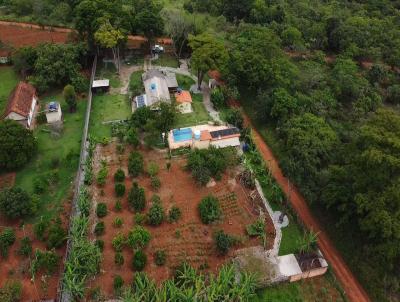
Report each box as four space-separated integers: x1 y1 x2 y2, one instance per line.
210 137 240 148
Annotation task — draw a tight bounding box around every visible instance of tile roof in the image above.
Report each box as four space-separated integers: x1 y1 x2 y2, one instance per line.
200 130 212 141
175 90 192 103
4 82 36 118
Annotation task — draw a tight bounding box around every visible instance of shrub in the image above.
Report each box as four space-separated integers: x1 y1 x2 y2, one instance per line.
225 108 244 129
210 87 225 109
113 275 124 294
166 162 171 171
30 249 59 277
113 217 123 228
0 228 16 258
198 195 222 224
33 218 49 241
214 230 235 255
78 188 91 217
94 222 105 236
128 151 144 177
147 162 159 176
246 219 266 247
148 202 164 226
112 233 125 252
18 237 33 257
0 280 22 302
95 240 104 252
0 187 36 219
0 120 37 170
126 128 140 147
114 252 124 266
114 169 125 182
47 220 67 249
115 183 126 197
33 177 48 194
154 250 166 266
168 206 182 223
96 203 108 218
115 200 122 212
64 84 77 112
134 213 146 225
132 250 147 271
150 176 161 191
127 226 151 250
96 161 108 186
128 183 146 212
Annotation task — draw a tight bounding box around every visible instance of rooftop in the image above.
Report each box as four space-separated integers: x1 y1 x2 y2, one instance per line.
4 81 36 118
175 90 192 103
92 79 110 88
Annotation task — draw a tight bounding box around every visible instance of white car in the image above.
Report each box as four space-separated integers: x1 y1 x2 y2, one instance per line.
152 44 164 53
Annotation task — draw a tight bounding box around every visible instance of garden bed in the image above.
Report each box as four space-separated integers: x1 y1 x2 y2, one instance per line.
87 142 275 297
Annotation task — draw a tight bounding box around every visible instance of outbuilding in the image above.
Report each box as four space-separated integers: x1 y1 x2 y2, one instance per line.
175 90 193 114
45 101 62 123
92 79 110 93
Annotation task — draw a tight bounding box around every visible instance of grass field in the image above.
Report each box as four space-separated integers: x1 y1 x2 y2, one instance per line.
153 53 180 68
0 66 19 115
174 93 211 127
96 61 121 89
15 92 87 222
176 74 195 90
89 93 131 140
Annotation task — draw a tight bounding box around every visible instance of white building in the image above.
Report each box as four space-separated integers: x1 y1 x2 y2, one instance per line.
45 101 62 123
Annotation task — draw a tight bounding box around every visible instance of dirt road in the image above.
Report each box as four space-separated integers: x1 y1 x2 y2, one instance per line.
237 108 371 302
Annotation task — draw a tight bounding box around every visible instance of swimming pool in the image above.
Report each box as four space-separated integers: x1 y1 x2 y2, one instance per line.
172 128 193 142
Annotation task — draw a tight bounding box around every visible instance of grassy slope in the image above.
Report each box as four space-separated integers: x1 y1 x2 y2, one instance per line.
15 92 87 222
174 92 210 128
0 66 19 114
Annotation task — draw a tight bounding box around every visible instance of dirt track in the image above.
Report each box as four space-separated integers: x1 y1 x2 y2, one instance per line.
238 109 371 302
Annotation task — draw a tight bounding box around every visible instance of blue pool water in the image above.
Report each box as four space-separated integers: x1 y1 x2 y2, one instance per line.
173 128 193 142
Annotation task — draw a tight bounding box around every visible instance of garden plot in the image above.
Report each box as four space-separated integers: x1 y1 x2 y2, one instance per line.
87 142 275 297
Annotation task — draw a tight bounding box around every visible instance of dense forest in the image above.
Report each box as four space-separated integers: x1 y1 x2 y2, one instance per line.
1 0 400 301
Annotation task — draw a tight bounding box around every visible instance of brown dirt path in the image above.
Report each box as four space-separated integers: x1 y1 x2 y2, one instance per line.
237 108 371 302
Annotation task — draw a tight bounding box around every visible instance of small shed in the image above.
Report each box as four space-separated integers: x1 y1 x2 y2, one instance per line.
45 101 62 124
0 49 11 64
175 90 193 114
92 79 110 93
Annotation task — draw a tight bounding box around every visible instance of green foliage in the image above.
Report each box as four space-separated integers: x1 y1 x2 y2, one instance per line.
114 200 123 212
387 85 400 104
47 220 67 249
126 127 140 147
147 162 159 177
114 251 124 266
168 206 182 223
127 226 151 250
132 250 147 271
246 218 267 248
187 147 239 185
297 230 319 254
96 203 108 218
18 236 33 257
198 195 222 224
0 187 35 220
128 151 144 177
154 250 166 266
150 176 161 191
0 228 16 258
214 230 235 255
148 201 165 226
113 275 124 294
95 239 104 252
134 213 146 225
94 222 105 236
0 120 37 170
113 217 123 228
114 168 125 182
128 183 146 212
63 84 77 112
112 233 125 252
114 183 126 197
96 161 108 186
33 217 49 241
225 108 244 129
77 188 91 217
210 88 225 109
0 280 22 302
30 249 59 278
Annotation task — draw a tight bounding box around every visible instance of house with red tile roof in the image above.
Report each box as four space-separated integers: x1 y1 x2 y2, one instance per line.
3 81 38 129
175 90 193 113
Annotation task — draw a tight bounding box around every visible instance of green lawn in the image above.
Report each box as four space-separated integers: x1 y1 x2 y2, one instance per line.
89 93 131 140
153 53 180 68
96 61 121 88
0 66 19 114
174 94 211 128
176 74 195 90
129 70 144 95
15 92 87 223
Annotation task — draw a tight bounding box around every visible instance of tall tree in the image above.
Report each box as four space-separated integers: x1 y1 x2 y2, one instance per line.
189 33 228 89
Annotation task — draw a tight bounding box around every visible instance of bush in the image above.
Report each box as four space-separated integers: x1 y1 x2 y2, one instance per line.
113 275 124 294
47 220 67 249
0 280 22 302
128 183 146 212
18 237 33 257
30 249 59 277
33 218 49 241
96 161 108 186
132 250 147 271
168 206 182 223
112 233 125 252
114 252 124 266
0 120 37 170
210 88 225 109
115 183 126 197
127 226 151 250
246 219 266 247
147 162 159 176
150 176 161 191
95 239 104 252
214 230 235 255
114 169 125 182
64 84 77 112
113 217 123 228
0 187 36 219
134 213 146 225
96 203 108 218
148 202 165 226
33 177 48 194
128 151 144 177
198 195 222 224
126 128 140 147
225 108 244 129
154 250 166 266
0 228 16 257
94 222 105 236
115 200 122 212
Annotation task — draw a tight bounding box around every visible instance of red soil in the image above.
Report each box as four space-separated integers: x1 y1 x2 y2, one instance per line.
87 143 275 298
0 172 16 189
